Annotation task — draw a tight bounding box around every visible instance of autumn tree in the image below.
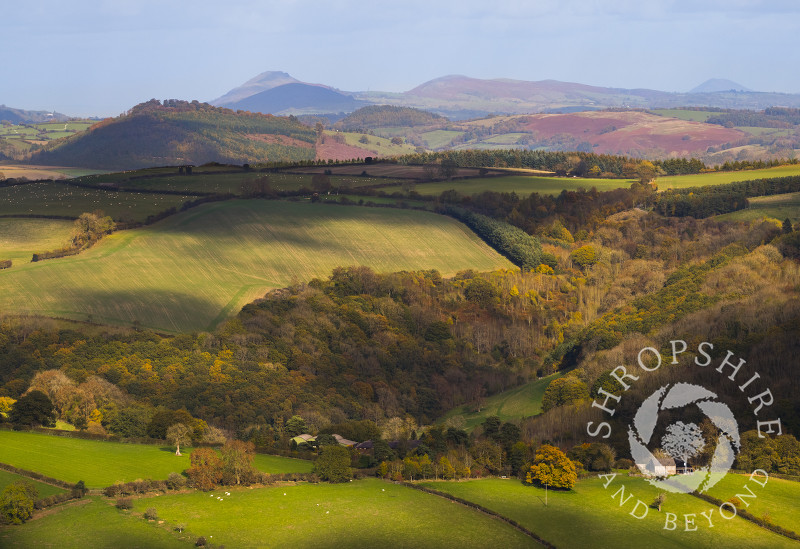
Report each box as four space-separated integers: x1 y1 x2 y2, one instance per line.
525 444 577 489
187 448 223 491
542 376 589 412
0 480 37 524
167 423 193 456
221 440 256 485
0 396 15 420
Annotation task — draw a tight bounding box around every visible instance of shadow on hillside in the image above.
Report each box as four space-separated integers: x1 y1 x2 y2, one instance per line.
74 288 221 333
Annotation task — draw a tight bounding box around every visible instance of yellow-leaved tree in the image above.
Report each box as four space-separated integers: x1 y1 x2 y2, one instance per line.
525 444 577 489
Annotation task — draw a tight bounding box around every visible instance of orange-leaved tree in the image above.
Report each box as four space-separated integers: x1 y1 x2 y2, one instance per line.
525 444 577 489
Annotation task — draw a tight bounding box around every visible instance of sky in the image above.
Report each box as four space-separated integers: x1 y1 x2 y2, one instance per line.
2 0 798 117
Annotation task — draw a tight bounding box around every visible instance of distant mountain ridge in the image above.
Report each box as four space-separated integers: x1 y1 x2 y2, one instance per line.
212 72 800 119
690 78 752 93
0 105 71 123
224 83 367 115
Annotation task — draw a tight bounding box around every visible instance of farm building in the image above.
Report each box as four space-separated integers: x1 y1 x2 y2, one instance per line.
637 455 677 477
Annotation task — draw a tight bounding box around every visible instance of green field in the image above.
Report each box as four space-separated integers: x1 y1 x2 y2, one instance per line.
0 182 193 221
0 431 312 489
441 372 565 431
715 192 800 223
383 174 633 196
0 497 189 548
337 131 418 157
657 164 800 190
0 218 74 266
0 200 512 331
128 478 536 548
0 469 66 499
707 473 800 534
421 130 464 149
422 477 798 548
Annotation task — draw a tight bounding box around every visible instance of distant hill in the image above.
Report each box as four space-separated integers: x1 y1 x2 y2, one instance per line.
334 105 446 131
223 83 367 115
211 71 301 106
690 78 752 93
215 70 800 119
29 99 316 170
0 105 71 123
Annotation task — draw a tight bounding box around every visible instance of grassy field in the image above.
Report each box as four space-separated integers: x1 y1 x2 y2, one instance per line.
716 192 800 223
337 131 418 157
0 218 74 266
0 431 313 488
657 164 800 189
0 199 512 332
382 175 633 196
0 182 192 221
421 477 798 548
0 164 105 179
0 469 66 499
0 497 189 548
440 372 565 431
128 478 537 548
421 130 463 149
707 473 800 534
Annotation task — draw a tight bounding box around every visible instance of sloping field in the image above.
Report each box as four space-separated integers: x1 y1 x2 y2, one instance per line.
382 175 633 196
0 200 512 332
716 192 800 223
0 181 192 221
440 371 566 431
516 111 746 156
0 430 312 489
129 479 537 548
0 218 74 266
423 477 797 549
657 164 800 189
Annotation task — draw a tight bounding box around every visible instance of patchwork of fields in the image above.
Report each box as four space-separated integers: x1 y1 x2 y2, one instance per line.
0 200 512 332
0 431 311 488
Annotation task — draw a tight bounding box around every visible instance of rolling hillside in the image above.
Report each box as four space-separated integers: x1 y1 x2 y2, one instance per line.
28 99 317 170
0 199 512 332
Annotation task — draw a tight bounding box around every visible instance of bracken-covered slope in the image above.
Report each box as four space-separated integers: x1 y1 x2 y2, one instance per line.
29 99 317 170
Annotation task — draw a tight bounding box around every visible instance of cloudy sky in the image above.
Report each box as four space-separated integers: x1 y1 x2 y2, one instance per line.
2 0 797 117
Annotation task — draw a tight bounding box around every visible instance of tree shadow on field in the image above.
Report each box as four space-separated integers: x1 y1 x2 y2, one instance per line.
74 288 222 333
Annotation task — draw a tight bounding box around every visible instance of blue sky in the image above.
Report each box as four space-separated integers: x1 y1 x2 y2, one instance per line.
2 0 798 117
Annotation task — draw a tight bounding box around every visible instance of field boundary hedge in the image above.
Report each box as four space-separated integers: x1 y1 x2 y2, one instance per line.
401 481 554 548
691 491 800 542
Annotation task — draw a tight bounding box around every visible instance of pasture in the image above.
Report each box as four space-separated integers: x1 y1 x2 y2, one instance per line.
0 218 74 267
0 497 189 548
707 473 800 534
336 131 418 157
421 476 798 549
715 192 800 223
128 478 537 548
0 200 512 332
657 164 800 189
0 164 103 179
421 129 464 149
381 174 633 196
0 430 312 488
0 469 66 499
440 371 565 431
0 182 192 222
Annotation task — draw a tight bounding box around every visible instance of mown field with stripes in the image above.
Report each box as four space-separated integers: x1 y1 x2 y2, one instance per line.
0 199 512 332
